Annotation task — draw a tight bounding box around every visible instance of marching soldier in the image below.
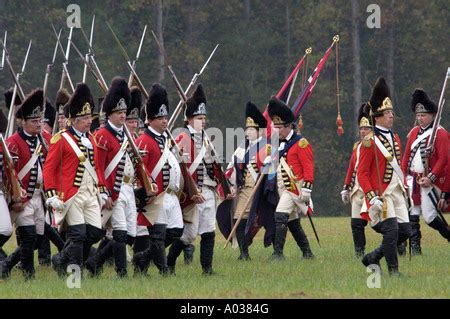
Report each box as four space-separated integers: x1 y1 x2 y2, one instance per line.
167 84 230 275
341 104 372 258
358 77 411 276
84 77 136 278
42 104 56 135
401 89 449 253
43 83 107 277
228 102 268 260
437 145 450 212
133 83 184 276
0 89 51 280
267 97 315 260
0 116 15 261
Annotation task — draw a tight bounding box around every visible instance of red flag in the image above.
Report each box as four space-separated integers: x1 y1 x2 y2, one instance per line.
291 40 336 118
263 52 309 137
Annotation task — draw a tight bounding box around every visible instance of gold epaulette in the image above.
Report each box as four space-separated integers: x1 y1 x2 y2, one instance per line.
298 138 309 148
265 144 272 155
50 129 66 144
362 137 372 148
353 141 360 150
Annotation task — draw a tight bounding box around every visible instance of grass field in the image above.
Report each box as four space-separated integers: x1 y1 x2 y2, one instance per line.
0 216 448 299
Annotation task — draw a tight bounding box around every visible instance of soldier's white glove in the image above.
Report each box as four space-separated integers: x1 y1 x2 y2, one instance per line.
46 196 64 211
300 188 312 204
369 196 383 222
100 193 108 209
341 189 350 204
263 156 272 166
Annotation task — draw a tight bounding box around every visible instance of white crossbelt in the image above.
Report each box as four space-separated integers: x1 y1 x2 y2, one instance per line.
62 132 98 184
411 129 432 150
247 163 258 183
18 139 41 181
188 142 207 175
151 141 171 180
374 136 405 185
104 135 129 179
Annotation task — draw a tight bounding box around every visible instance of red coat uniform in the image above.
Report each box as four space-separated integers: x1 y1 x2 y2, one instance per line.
357 131 403 211
440 132 450 197
95 125 135 202
175 129 220 209
281 136 314 195
0 143 19 196
343 142 360 191
401 126 448 190
43 128 107 202
7 129 51 203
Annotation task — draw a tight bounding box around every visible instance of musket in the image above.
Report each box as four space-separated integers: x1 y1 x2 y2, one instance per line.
0 133 22 201
106 22 196 197
0 31 6 70
128 25 147 87
1 39 32 138
51 25 75 93
42 29 61 114
151 30 231 197
82 15 95 83
105 22 148 97
167 43 219 130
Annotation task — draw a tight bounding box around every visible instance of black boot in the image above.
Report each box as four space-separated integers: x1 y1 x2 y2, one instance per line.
112 230 128 278
165 227 184 248
288 218 314 259
428 217 450 242
200 232 215 275
149 224 168 276
84 240 113 277
0 234 11 262
362 246 384 267
133 235 150 255
44 223 65 252
0 247 21 279
235 219 250 260
270 212 289 260
97 237 114 266
52 224 86 278
397 222 412 257
167 239 186 275
17 226 37 280
351 218 367 258
380 218 400 276
409 215 422 255
37 234 51 266
183 244 195 265
83 225 105 264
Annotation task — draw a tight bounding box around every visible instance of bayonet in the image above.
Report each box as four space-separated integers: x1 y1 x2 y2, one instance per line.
42 29 61 111
83 15 95 83
128 25 147 87
1 31 6 70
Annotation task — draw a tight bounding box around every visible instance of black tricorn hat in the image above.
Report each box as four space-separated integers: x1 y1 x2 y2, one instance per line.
103 77 131 116
0 109 8 133
4 88 22 109
146 83 169 120
411 89 437 114
358 103 372 128
268 96 294 125
128 86 142 120
245 101 267 129
43 102 56 128
15 89 45 120
67 83 94 119
185 84 207 119
55 88 71 115
368 77 393 117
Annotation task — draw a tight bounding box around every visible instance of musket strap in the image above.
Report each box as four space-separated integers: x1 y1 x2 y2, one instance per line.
104 135 129 179
62 132 98 184
18 139 41 181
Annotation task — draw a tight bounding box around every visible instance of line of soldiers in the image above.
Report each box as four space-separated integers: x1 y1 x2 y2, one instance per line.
342 77 449 275
0 74 447 281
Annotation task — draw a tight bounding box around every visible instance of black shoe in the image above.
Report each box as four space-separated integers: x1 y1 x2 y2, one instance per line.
397 242 407 257
302 249 315 259
269 252 285 261
39 256 52 266
238 252 251 261
202 266 215 276
183 244 195 265
52 253 67 278
362 247 383 267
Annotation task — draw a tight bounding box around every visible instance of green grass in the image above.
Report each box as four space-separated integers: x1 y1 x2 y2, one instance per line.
0 216 449 298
